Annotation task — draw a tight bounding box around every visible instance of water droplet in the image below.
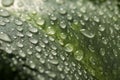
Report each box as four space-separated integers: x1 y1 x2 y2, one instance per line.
80 29 95 38
45 71 56 78
50 14 57 21
15 19 23 26
67 14 72 20
29 61 36 69
0 9 10 17
100 48 105 56
36 17 45 26
16 32 24 37
35 46 41 52
65 43 73 52
5 47 12 54
26 32 33 37
74 50 84 61
48 59 59 65
60 21 66 29
17 42 24 48
19 50 26 57
39 67 45 73
46 26 55 35
16 26 23 32
93 16 99 22
39 42 45 48
0 20 6 26
1 0 14 7
51 50 57 56
27 49 32 55
0 32 11 42
29 26 38 33
98 25 105 31
60 33 66 39
59 8 66 15
29 38 38 44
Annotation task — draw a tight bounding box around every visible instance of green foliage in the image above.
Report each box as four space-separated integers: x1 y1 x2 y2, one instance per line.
0 0 120 80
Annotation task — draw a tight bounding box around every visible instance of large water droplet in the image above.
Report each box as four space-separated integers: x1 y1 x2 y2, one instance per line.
74 50 84 61
80 29 95 38
0 32 11 42
65 43 73 52
1 0 14 7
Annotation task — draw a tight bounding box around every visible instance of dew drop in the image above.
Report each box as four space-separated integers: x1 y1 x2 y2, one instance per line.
98 25 105 31
19 50 26 57
74 50 84 61
36 17 45 26
16 26 23 32
60 33 66 39
26 32 33 37
59 8 66 15
5 47 12 54
27 49 32 55
48 59 59 65
1 0 14 7
50 14 57 21
45 71 56 78
46 26 55 35
100 48 105 56
16 32 24 37
35 46 41 52
80 29 95 38
29 38 38 44
67 14 72 20
60 21 66 29
17 42 24 48
0 9 10 17
65 43 73 52
29 26 38 33
15 19 23 26
0 32 11 42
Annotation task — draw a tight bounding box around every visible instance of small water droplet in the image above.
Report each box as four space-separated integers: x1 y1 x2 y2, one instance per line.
36 17 45 26
5 47 12 54
0 9 10 17
29 38 38 44
98 25 105 31
48 59 59 65
27 49 32 55
50 14 57 21
16 26 23 32
29 26 38 33
80 29 95 38
45 71 56 78
26 32 33 37
19 50 26 57
29 61 36 69
60 33 66 39
15 19 23 26
65 43 73 52
67 14 72 20
17 42 24 48
60 21 66 29
74 50 84 61
46 26 55 35
0 32 11 42
1 0 14 7
59 8 66 15
16 32 24 37
35 46 41 52
100 48 105 56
